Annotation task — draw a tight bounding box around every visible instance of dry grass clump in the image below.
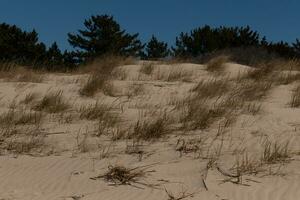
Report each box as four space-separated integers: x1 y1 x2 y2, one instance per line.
0 109 43 126
102 81 118 97
79 102 114 121
234 80 272 101
245 61 275 81
79 55 134 97
111 67 127 80
126 83 145 99
34 91 70 113
91 164 153 186
231 153 262 176
275 71 300 85
0 62 43 83
131 115 170 140
80 54 134 73
79 74 107 97
192 78 229 99
151 66 192 82
289 85 300 107
243 102 262 115
261 140 290 164
0 61 17 79
183 104 225 130
140 62 154 75
180 96 238 130
3 135 45 154
166 68 192 82
79 102 120 136
175 138 206 158
14 70 43 83
20 92 39 105
206 55 230 73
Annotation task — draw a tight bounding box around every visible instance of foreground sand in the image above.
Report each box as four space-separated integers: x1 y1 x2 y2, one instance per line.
0 62 299 200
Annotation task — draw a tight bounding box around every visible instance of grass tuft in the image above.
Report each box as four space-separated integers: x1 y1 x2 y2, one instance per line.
192 78 229 99
140 62 154 75
131 115 169 140
34 91 69 113
206 55 230 73
290 85 300 107
261 140 290 164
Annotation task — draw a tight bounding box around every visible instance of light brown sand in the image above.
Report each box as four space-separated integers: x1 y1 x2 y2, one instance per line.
0 62 299 200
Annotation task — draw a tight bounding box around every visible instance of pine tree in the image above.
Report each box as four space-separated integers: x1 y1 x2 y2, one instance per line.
68 15 144 60
292 39 300 57
142 35 169 60
0 23 48 65
46 42 63 67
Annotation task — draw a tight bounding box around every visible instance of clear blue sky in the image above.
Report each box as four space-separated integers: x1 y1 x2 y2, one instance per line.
0 0 299 50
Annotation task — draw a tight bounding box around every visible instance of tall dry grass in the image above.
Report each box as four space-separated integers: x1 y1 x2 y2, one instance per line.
191 78 229 99
33 91 70 113
206 55 230 73
289 85 300 107
79 55 134 97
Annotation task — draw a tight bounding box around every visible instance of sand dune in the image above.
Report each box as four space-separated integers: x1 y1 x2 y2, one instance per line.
0 62 299 200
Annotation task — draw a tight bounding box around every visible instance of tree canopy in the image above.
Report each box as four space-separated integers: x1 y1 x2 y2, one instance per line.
141 35 169 60
68 15 144 60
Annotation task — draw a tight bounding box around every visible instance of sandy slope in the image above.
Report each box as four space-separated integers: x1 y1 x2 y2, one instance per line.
0 62 299 200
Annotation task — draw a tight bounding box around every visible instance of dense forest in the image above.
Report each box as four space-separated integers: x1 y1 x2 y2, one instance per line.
1 14 300 70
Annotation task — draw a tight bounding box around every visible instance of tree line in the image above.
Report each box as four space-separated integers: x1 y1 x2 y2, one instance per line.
1 14 300 70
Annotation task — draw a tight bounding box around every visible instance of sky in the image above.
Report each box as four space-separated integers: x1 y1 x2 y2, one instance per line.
0 0 300 51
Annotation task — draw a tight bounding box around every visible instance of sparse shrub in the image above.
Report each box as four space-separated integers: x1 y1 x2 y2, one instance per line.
290 85 300 107
34 91 69 113
206 55 230 72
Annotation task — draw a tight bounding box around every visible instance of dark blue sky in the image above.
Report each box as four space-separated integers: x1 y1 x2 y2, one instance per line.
0 0 299 50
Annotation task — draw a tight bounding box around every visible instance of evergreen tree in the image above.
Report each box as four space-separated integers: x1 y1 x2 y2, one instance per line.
267 41 295 58
292 39 300 57
68 15 144 60
142 35 169 59
46 42 63 67
0 23 47 65
172 25 261 58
